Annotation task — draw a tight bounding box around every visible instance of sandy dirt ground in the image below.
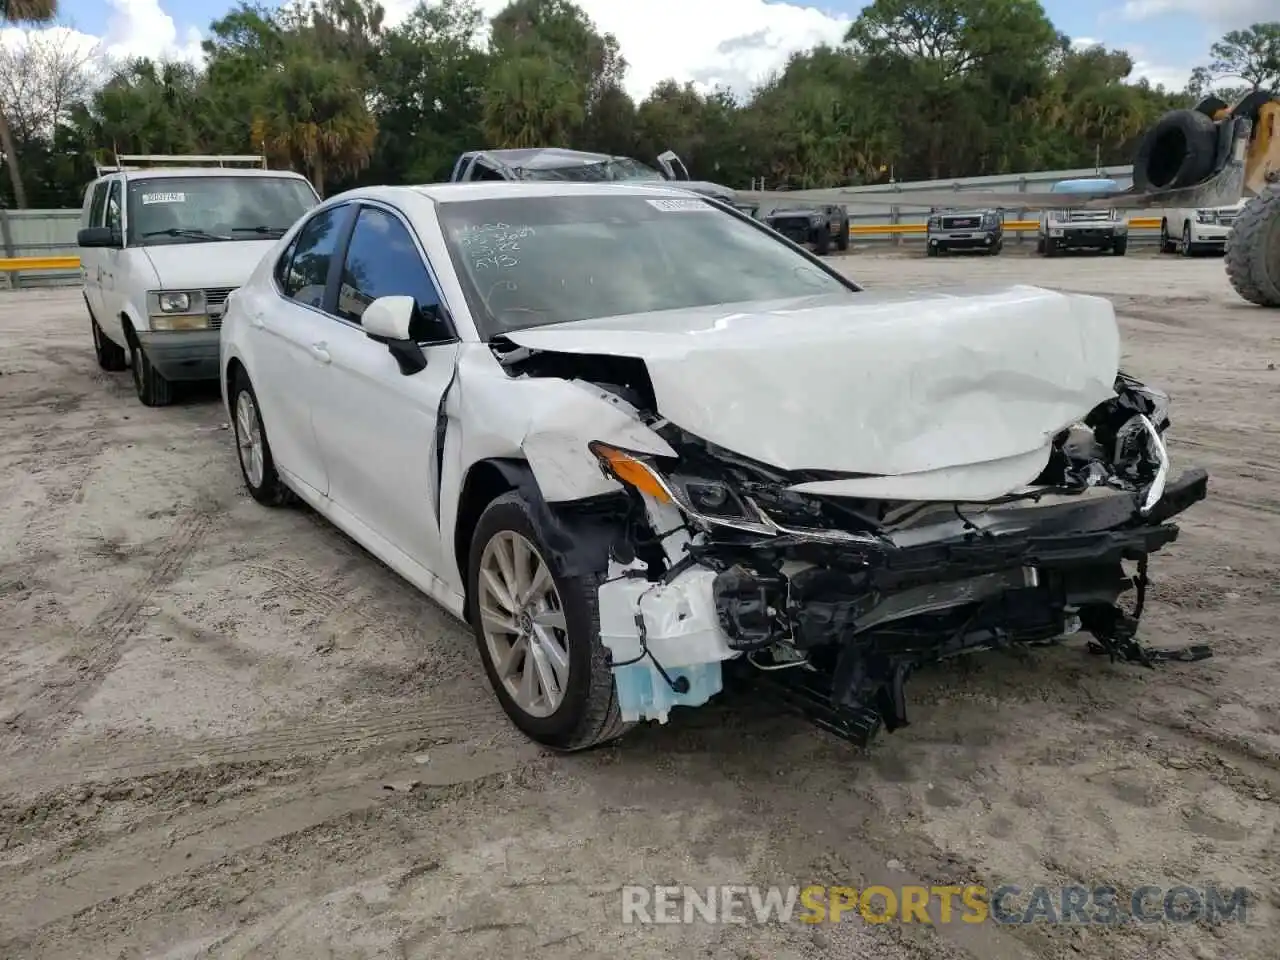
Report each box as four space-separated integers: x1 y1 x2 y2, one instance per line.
1 248 1277 960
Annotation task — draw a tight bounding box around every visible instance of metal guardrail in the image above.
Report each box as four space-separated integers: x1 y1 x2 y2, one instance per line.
0 218 1167 274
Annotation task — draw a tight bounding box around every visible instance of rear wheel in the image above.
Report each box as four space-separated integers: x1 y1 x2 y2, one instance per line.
1224 189 1280 308
231 371 293 506
130 340 173 407
835 216 850 251
469 491 629 751
813 227 830 255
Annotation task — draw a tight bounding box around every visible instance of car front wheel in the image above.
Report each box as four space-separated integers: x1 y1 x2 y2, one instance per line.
130 341 173 406
468 491 629 751
231 371 293 506
89 304 127 372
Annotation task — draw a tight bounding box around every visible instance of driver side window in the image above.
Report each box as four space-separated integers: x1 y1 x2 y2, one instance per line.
335 205 449 341
470 160 508 183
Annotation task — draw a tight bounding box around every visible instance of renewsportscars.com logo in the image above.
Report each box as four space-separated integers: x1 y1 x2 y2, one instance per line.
620 884 1251 926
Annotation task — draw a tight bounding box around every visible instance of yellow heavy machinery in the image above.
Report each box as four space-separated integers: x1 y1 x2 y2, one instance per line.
739 91 1280 307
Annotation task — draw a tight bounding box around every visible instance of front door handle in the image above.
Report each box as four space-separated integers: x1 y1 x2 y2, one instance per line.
249 311 265 329
310 342 331 364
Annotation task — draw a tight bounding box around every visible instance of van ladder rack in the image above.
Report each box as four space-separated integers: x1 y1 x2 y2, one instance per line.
93 153 268 177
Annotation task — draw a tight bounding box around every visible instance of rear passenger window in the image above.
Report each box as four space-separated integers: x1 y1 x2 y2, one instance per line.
282 206 346 309
273 233 300 290
335 206 447 340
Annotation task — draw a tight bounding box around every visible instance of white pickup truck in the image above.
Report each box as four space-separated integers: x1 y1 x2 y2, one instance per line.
1158 200 1247 256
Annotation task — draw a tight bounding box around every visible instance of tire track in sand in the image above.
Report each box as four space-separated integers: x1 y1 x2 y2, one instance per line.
1 511 218 754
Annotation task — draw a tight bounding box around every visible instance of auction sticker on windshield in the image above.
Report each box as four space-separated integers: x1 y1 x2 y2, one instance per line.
142 192 186 204
645 197 710 212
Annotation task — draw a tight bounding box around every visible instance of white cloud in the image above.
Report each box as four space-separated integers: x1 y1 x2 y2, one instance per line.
98 0 204 65
381 0 855 101
1119 0 1274 27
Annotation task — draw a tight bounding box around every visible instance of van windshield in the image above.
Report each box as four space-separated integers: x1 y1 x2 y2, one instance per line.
125 176 319 246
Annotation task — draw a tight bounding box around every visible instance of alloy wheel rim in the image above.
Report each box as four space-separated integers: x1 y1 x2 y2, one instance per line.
235 391 265 488
477 530 569 718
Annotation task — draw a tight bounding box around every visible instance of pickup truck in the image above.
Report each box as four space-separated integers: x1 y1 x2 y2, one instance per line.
448 148 758 217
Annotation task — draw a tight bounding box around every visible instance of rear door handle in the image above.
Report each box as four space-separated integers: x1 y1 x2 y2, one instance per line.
310 342 331 364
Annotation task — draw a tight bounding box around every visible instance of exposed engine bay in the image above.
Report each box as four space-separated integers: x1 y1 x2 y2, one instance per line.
490 324 1211 747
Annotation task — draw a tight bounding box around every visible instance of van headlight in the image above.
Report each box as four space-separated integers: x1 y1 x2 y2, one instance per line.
149 290 209 329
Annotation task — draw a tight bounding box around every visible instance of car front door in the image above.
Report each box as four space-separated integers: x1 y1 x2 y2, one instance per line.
310 202 461 575
97 178 128 343
81 180 109 320
250 203 354 498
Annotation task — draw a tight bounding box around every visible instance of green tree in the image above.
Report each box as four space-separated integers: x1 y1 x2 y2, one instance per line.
0 0 57 207
250 54 377 194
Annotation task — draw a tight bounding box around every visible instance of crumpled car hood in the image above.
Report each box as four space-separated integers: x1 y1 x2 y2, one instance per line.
503 285 1121 481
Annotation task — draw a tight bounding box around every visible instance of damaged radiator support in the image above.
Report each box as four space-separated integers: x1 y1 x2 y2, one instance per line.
700 469 1215 748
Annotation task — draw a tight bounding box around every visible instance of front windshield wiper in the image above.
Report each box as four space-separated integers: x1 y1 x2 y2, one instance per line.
142 228 228 241
230 225 288 238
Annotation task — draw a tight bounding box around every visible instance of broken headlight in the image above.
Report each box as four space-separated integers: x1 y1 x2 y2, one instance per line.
589 441 774 534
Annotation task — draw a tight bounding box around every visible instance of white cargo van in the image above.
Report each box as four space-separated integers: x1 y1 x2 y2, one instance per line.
78 154 319 406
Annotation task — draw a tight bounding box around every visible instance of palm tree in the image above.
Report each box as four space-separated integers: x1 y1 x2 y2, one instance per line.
1 0 57 207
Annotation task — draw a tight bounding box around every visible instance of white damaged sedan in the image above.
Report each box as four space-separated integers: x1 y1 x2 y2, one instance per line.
219 181 1210 751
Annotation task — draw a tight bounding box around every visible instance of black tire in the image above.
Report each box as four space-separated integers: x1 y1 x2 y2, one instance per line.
1179 222 1194 257
836 216 850 251
989 238 1003 256
129 340 173 407
1192 95 1228 119
1224 189 1280 308
1035 236 1044 255
468 491 629 752
813 227 831 256
1044 238 1058 258
1160 219 1176 254
230 370 293 506
927 243 939 257
1112 238 1128 256
1133 109 1217 192
88 302 127 371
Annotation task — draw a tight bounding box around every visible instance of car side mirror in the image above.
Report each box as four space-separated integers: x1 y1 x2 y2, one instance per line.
362 295 433 376
78 226 120 248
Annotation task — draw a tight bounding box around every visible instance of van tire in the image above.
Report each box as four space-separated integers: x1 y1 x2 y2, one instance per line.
89 305 127 372
130 341 173 407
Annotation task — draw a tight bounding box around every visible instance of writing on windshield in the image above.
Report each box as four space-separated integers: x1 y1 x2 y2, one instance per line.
456 223 536 271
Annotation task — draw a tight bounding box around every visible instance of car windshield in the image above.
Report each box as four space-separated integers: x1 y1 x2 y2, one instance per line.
516 158 667 183
437 193 855 338
126 176 319 246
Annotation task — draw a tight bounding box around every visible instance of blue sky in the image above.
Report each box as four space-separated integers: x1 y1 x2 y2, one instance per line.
50 0 1269 98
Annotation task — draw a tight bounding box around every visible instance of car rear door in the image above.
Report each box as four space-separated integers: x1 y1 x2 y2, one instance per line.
307 201 460 576
248 203 355 498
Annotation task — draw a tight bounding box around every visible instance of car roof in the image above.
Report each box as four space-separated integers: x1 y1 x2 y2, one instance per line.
476 147 617 171
333 181 715 205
